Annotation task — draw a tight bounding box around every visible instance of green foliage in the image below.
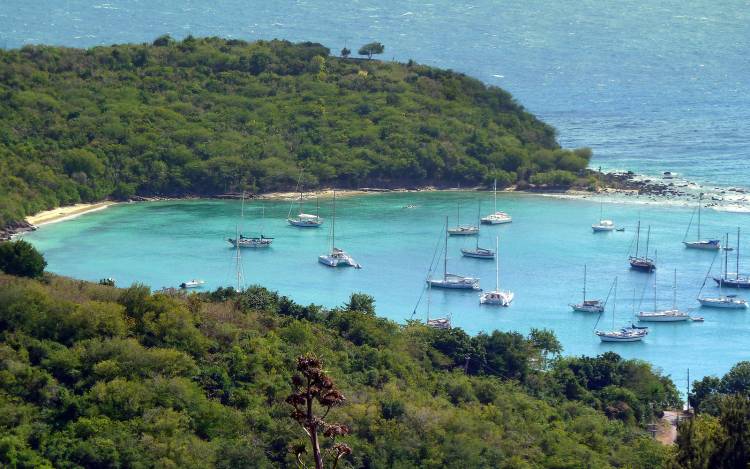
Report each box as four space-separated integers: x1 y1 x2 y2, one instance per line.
358 42 385 59
0 240 46 278
0 37 590 228
0 273 672 467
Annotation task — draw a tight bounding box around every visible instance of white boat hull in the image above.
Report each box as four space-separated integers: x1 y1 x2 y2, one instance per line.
570 304 605 313
427 276 480 290
597 334 645 342
698 297 748 309
481 213 512 225
318 251 360 268
461 248 495 259
684 240 721 250
480 290 514 306
636 310 691 322
448 226 479 236
592 225 615 232
228 238 273 248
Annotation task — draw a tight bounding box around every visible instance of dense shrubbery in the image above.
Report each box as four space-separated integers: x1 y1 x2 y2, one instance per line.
0 240 46 278
0 36 592 227
0 273 676 467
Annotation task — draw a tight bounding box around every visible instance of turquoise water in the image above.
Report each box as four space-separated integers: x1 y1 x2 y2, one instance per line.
2 1 750 188
24 193 750 383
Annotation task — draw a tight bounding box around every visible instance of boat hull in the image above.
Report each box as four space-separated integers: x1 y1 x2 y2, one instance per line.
461 248 495 259
629 257 655 272
684 240 721 250
480 214 512 225
636 311 691 322
427 278 480 290
592 225 615 232
448 228 479 236
570 304 605 313
480 291 514 306
597 334 645 342
288 218 322 227
698 297 748 309
319 253 360 268
714 277 750 289
228 238 273 248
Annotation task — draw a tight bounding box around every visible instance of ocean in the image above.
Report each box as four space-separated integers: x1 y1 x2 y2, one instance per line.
2 0 750 188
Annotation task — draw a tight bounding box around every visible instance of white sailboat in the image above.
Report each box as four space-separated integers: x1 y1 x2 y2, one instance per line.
683 193 720 250
570 265 605 313
480 237 513 306
636 266 691 322
318 190 361 268
425 281 451 329
179 279 206 289
629 221 656 272
595 278 648 342
713 227 750 288
448 201 479 236
228 193 273 248
428 217 481 290
591 199 615 232
287 172 323 227
699 233 748 309
461 204 495 259
481 179 512 224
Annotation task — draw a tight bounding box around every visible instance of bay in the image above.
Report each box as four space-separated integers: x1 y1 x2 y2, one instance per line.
24 192 750 384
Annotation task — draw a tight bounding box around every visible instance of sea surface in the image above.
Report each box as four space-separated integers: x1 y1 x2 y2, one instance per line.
23 193 750 384
2 0 750 189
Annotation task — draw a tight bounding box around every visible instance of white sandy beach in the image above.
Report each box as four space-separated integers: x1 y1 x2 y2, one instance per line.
26 202 117 227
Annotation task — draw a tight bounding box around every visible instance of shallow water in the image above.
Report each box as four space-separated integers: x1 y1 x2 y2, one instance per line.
24 192 750 383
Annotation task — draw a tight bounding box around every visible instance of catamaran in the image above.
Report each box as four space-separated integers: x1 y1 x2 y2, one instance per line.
636 267 691 322
227 193 273 248
318 190 361 268
592 199 615 232
683 193 720 250
570 265 605 313
428 217 480 290
287 172 323 227
481 179 512 224
461 207 495 258
629 220 655 272
480 237 513 306
714 227 750 288
595 278 648 342
448 201 479 236
699 235 748 308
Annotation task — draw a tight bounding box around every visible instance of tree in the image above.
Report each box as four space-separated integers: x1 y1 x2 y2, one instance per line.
358 42 384 60
345 292 375 315
286 355 352 469
0 240 46 278
340 47 350 58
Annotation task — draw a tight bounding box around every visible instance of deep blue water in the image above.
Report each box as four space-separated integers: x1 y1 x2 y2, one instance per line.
2 0 750 187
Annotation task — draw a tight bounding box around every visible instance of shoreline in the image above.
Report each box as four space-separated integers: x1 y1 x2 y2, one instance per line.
4 170 745 240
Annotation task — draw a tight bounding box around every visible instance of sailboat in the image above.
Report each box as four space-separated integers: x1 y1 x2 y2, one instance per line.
461 204 495 258
636 265 691 322
591 199 615 232
699 234 748 308
428 217 481 290
570 265 605 313
227 193 273 248
481 179 512 224
318 190 361 268
714 227 750 288
425 281 451 329
595 278 648 342
683 193 720 250
287 172 323 227
629 221 656 272
448 201 479 236
480 237 514 306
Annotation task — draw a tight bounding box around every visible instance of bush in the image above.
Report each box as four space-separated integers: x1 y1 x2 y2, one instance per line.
0 240 46 278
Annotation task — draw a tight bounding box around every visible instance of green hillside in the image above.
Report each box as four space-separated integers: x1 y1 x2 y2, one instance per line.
0 272 676 468
0 36 591 227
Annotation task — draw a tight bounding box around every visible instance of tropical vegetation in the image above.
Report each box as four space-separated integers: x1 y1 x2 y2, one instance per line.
0 36 593 228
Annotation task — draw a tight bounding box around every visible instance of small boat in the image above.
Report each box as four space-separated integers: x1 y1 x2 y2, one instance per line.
595 278 648 342
428 217 480 290
462 210 495 259
691 316 705 322
448 201 479 236
318 190 361 268
663 171 674 180
287 171 323 227
180 279 206 289
714 227 750 288
683 193 720 250
629 221 655 272
592 199 615 232
636 268 691 322
403 204 418 209
480 237 513 306
698 235 749 308
481 179 512 224
570 265 605 313
425 281 451 329
616 228 626 232
227 193 274 248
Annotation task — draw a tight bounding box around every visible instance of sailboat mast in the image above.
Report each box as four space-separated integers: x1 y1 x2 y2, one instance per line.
645 226 651 258
444 216 449 280
331 191 336 251
724 232 729 282
599 199 603 223
612 277 617 329
427 280 432 322
635 220 641 256
673 268 677 310
235 225 243 292
583 265 587 303
476 201 481 249
653 251 658 312
737 227 741 280
697 194 702 241
493 178 497 213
